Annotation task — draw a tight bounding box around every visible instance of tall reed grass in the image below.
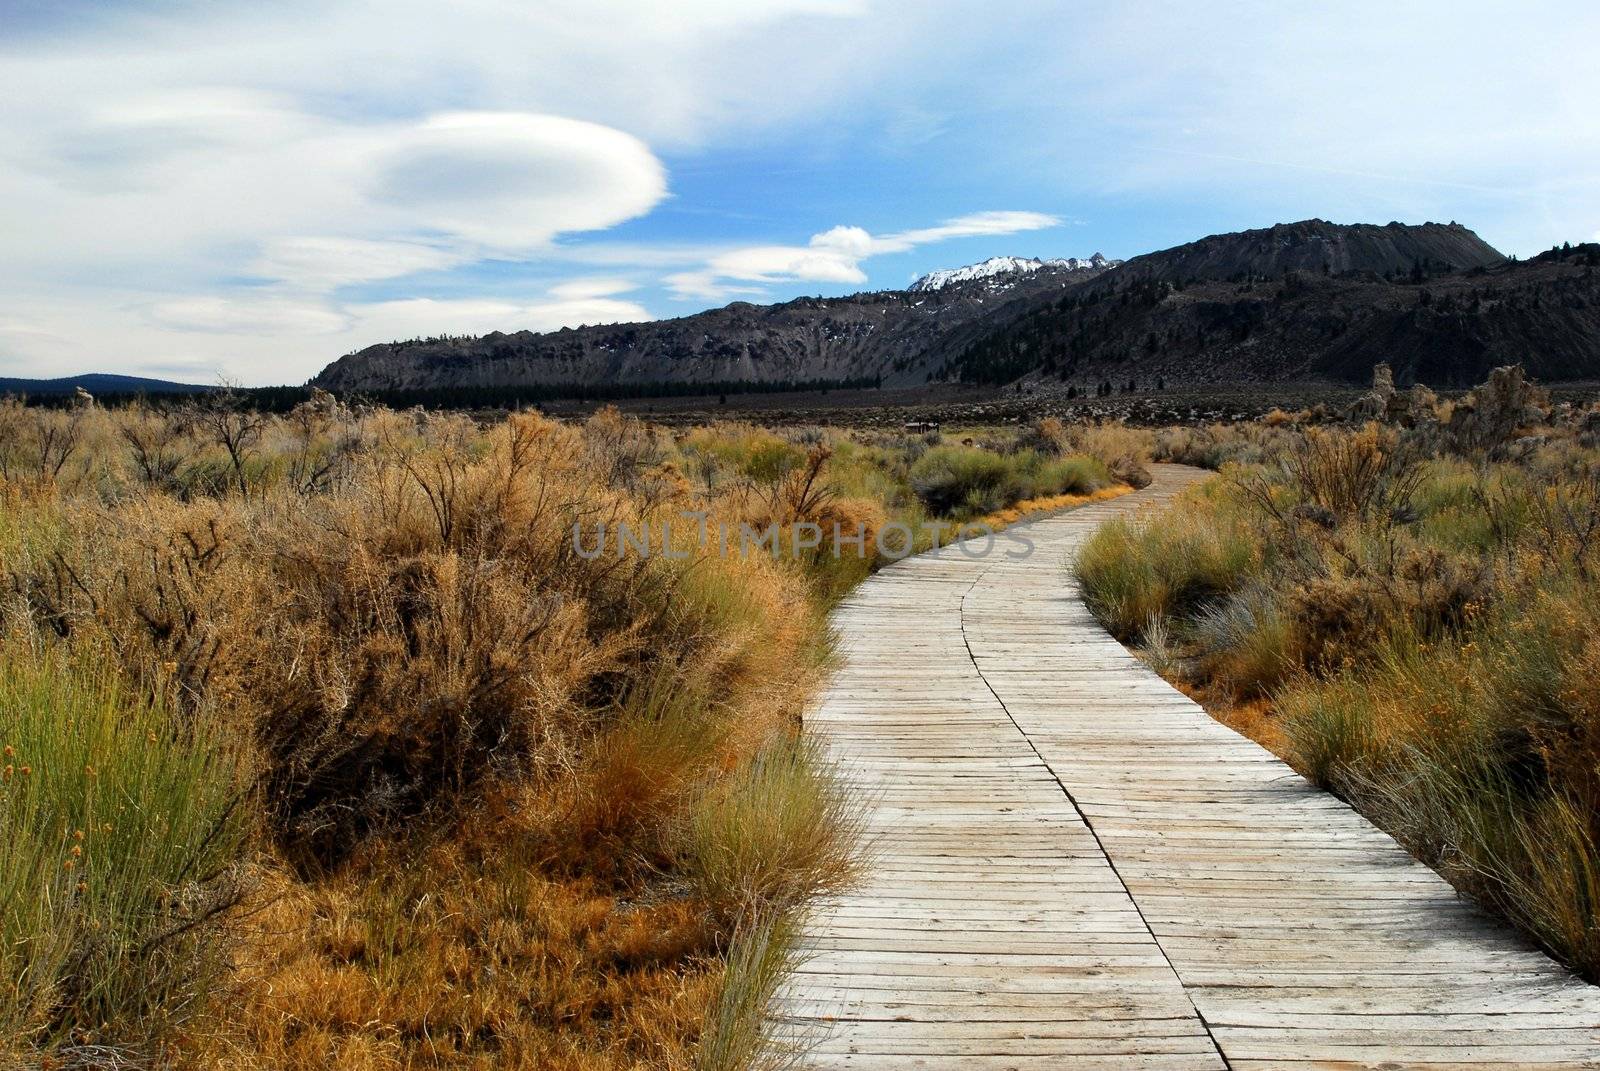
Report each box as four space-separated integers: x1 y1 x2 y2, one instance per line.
0 650 249 1056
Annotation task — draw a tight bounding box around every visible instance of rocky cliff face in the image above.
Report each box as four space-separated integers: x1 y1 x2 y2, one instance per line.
312 260 1112 393
312 223 1600 395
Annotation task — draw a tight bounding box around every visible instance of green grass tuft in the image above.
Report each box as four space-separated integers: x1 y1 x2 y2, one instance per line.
0 649 250 1052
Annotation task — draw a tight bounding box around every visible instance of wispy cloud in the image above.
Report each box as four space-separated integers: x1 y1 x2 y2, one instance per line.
146 296 350 336
345 294 654 344
664 211 1060 299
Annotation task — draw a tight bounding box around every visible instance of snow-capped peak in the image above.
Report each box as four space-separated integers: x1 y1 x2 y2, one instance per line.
909 253 1117 292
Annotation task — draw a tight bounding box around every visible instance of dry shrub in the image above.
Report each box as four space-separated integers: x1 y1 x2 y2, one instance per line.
1107 454 1152 489
0 400 89 489
1269 423 1422 522
1015 416 1070 456
1073 487 1257 640
1073 422 1152 465
1073 422 1153 487
1151 424 1212 467
0 400 906 1068
760 443 835 526
14 415 684 868
584 406 675 506
119 405 194 493
1273 535 1485 673
1154 421 1286 469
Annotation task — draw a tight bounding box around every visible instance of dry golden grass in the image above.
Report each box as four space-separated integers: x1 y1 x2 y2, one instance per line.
201 831 723 1070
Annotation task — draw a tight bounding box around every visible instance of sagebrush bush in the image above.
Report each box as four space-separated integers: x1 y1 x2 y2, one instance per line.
909 445 1022 518
1279 424 1423 522
910 444 1114 520
1073 489 1257 639
0 402 852 1067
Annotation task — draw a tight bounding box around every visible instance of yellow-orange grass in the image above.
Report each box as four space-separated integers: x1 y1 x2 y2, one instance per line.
979 484 1130 529
201 842 718 1071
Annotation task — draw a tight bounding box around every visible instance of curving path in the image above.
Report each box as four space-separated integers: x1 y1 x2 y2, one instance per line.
779 464 1600 1070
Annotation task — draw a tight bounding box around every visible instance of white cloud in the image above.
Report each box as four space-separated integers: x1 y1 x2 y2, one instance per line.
666 210 1060 299
253 238 465 290
547 278 641 300
147 296 351 336
876 211 1060 251
0 320 70 345
367 113 667 251
0 93 673 380
347 295 653 342
0 281 656 384
2 104 668 281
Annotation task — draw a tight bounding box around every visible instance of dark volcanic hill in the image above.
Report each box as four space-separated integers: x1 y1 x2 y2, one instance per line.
946 238 1600 388
1111 219 1504 284
312 259 1113 393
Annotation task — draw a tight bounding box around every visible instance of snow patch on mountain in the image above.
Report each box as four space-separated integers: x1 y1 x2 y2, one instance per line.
910 253 1117 292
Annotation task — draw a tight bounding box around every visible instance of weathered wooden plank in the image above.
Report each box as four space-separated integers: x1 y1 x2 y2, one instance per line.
780 465 1600 1068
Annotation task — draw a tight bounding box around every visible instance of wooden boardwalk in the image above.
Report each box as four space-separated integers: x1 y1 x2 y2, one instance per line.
780 464 1600 1070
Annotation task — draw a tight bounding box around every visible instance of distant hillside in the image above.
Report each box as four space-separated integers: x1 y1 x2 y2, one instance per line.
311 258 1113 393
947 240 1600 388
0 372 212 396
311 220 1600 396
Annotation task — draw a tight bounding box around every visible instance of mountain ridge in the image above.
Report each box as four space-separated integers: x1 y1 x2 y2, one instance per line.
311 221 1600 394
948 237 1600 388
1111 218 1504 283
312 257 1113 393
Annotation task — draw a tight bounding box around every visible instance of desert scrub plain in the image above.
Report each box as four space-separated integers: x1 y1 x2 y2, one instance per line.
0 393 1122 1070
1075 367 1600 979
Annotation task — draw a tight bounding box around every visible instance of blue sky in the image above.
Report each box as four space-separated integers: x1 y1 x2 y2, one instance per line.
2 0 1597 385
